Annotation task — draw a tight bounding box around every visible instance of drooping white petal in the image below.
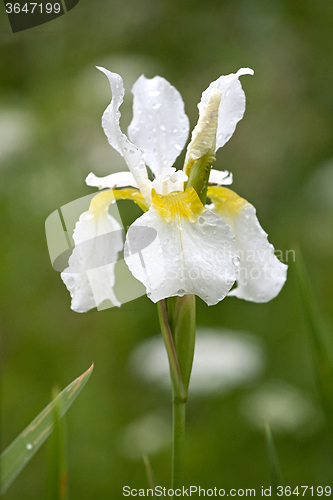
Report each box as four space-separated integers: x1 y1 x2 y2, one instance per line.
128 75 190 177
151 167 188 196
97 67 151 203
124 189 239 305
209 169 233 185
208 186 287 302
199 68 254 151
86 171 139 189
61 191 123 312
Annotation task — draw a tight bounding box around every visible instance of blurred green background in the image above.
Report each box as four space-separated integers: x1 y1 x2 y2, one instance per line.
1 0 333 497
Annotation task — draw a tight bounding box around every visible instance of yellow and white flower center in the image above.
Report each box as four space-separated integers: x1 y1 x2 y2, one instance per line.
151 187 204 223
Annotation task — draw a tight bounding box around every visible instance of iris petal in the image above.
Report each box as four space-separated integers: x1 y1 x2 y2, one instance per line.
61 191 123 312
128 75 190 177
124 188 239 305
200 68 254 151
208 186 287 302
96 67 151 204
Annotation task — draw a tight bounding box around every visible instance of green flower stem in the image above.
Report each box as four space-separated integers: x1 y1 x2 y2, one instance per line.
157 300 185 402
172 399 186 492
157 300 187 494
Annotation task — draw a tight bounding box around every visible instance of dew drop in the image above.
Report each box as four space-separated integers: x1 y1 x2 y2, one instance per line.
177 288 185 295
26 443 33 451
174 144 183 151
152 102 161 110
160 124 167 131
198 216 205 225
173 128 178 133
232 256 240 266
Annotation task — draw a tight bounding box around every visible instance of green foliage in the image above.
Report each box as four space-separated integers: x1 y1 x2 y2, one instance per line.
0 365 93 495
264 422 283 492
295 250 333 446
45 386 68 500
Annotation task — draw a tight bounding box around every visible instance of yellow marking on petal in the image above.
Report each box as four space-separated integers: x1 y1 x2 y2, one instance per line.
89 189 116 215
152 187 204 223
207 186 247 217
89 188 148 216
112 188 148 212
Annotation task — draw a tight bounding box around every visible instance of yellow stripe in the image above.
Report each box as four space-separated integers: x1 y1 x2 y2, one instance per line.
207 186 247 217
89 188 148 216
151 187 204 223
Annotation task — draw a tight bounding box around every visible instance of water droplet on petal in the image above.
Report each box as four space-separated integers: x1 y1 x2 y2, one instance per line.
232 256 240 266
198 216 205 225
177 289 185 296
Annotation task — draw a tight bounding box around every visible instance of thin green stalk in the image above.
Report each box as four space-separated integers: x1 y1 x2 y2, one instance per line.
172 400 186 491
157 300 185 402
157 300 187 494
142 453 157 490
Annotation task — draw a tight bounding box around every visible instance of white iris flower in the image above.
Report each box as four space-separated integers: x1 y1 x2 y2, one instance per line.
61 67 287 312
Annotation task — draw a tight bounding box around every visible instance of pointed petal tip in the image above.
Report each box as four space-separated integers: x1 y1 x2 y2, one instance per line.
237 67 254 77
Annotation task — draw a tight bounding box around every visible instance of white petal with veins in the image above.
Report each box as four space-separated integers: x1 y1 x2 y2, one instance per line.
124 206 238 305
61 207 123 312
85 171 139 190
97 67 151 203
128 75 190 177
208 187 287 302
199 68 254 151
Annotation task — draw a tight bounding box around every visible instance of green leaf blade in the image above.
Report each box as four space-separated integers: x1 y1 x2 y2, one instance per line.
0 363 93 495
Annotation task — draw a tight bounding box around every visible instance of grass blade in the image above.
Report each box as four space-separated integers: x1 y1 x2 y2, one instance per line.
45 387 68 500
264 422 283 491
0 364 93 495
295 250 333 440
142 453 157 490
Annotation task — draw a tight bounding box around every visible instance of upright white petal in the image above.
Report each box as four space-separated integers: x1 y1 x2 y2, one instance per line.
97 67 151 203
184 88 222 173
151 167 188 196
124 188 239 305
208 186 287 302
199 68 254 151
86 171 139 190
61 191 123 312
209 169 233 185
128 75 190 177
